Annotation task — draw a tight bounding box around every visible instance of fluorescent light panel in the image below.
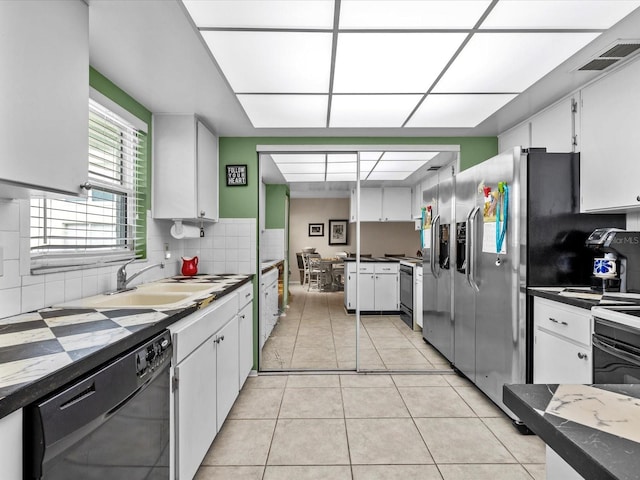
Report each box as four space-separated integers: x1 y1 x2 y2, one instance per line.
481 1 640 29
366 171 414 181
333 33 467 93
381 152 439 161
282 173 326 182
433 32 600 93
327 154 357 163
407 94 517 128
272 154 327 164
237 95 328 128
326 173 357 181
326 162 357 174
201 31 332 93
358 152 383 161
339 0 491 29
183 0 335 29
374 160 428 171
330 95 422 127
276 163 326 174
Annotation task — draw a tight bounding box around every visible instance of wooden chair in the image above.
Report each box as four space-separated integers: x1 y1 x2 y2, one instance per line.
307 254 323 291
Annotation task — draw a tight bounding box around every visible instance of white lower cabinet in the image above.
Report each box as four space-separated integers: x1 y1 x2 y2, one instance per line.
344 262 399 311
0 408 22 480
533 297 592 384
237 283 254 388
260 269 279 350
169 285 253 480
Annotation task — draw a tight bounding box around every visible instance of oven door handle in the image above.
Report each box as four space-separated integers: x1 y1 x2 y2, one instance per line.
593 335 640 367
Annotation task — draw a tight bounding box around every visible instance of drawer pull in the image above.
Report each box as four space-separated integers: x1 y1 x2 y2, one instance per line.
577 352 588 360
561 321 568 326
549 318 558 323
245 293 251 298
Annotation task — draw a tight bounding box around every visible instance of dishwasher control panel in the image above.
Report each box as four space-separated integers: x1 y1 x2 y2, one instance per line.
135 331 172 379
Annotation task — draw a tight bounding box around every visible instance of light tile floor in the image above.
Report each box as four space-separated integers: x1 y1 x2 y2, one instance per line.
196 373 546 479
261 284 452 371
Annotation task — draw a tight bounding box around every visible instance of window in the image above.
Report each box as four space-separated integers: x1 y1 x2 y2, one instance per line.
30 98 147 272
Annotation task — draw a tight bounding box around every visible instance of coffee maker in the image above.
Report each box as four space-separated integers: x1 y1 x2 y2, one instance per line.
586 228 640 293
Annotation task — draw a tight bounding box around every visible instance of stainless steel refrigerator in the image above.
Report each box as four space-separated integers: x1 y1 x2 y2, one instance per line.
452 147 625 420
422 166 455 362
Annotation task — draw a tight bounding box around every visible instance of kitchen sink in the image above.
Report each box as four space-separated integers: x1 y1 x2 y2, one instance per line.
138 283 215 294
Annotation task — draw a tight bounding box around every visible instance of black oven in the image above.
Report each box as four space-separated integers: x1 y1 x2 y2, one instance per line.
593 307 640 384
399 264 414 329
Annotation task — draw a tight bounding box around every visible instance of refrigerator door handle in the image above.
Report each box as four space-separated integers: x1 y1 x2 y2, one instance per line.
465 208 474 287
469 206 480 292
432 214 441 278
429 214 440 278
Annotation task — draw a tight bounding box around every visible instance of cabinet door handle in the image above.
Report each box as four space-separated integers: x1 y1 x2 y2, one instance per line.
549 318 558 323
561 321 568 326
577 352 588 360
240 314 246 319
245 292 251 298
200 210 206 217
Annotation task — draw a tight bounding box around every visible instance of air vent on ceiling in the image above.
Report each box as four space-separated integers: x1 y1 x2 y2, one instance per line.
427 166 441 171
579 59 619 71
578 40 640 71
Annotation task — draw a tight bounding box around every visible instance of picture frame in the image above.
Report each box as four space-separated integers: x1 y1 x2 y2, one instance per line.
328 219 349 245
226 164 247 186
308 223 324 237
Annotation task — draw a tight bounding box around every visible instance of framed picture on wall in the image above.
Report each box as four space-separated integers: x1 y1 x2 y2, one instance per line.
308 223 324 237
328 219 348 245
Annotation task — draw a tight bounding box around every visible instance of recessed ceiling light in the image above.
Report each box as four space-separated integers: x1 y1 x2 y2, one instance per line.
481 0 640 29
330 95 422 127
201 31 332 93
406 94 517 128
183 0 335 29
433 32 600 93
333 33 466 93
237 95 328 128
339 0 491 29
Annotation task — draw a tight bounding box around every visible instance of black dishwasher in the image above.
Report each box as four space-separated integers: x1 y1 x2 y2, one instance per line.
24 330 172 480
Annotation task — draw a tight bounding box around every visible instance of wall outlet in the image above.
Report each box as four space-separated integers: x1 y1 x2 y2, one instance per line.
164 243 171 260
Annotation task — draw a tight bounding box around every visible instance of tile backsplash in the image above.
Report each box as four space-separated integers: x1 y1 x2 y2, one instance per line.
261 228 285 262
0 198 256 319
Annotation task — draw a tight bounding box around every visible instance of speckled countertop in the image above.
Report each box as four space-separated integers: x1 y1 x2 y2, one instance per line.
0 274 252 419
504 383 640 480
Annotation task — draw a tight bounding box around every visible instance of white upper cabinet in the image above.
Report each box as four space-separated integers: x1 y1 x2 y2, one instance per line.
530 98 575 153
153 115 219 221
0 1 89 198
580 58 640 212
350 187 411 222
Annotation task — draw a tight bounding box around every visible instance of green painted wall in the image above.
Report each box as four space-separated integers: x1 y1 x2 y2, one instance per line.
218 136 497 218
265 184 289 229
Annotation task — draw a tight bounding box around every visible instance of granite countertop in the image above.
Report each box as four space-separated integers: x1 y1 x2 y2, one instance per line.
504 383 640 480
0 273 252 419
528 287 640 310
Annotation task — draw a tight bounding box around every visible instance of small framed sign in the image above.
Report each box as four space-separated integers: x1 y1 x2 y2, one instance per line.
226 164 247 186
308 223 324 237
328 219 348 245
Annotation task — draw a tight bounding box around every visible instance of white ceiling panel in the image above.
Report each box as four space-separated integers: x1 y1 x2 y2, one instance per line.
433 32 600 93
327 162 357 174
333 33 467 93
406 94 517 128
339 0 491 29
381 151 439 161
282 173 326 182
481 1 640 29
201 31 332 93
330 95 422 127
237 95 328 128
276 163 326 174
366 171 413 181
359 161 377 174
374 160 429 171
358 152 383 161
327 154 357 162
272 154 327 164
183 0 334 29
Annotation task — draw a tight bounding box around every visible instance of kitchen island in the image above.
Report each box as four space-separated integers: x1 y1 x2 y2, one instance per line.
504 383 640 480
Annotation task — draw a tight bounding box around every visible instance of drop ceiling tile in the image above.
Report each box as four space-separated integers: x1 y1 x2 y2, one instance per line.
358 152 383 161
329 94 422 127
201 31 332 93
327 154 358 163
272 154 327 164
481 0 640 29
375 160 429 171
237 95 328 128
333 33 467 93
366 171 413 181
433 32 600 93
326 173 357 182
339 0 491 29
183 0 335 29
406 94 517 128
282 173 326 182
381 152 439 161
327 162 357 174
277 163 326 174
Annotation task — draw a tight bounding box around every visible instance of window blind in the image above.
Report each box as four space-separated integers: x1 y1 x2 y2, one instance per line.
30 99 147 272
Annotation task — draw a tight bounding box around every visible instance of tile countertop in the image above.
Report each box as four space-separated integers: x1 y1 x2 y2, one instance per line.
528 287 640 310
261 258 284 274
0 273 252 420
504 383 640 480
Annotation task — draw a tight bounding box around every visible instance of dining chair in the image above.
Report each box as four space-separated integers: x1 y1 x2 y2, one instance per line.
301 253 311 286
307 254 323 291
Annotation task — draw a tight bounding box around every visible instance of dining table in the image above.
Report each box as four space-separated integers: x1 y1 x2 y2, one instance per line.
319 258 345 291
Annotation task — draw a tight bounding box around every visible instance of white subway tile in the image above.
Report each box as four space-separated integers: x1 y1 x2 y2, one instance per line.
22 283 45 313
45 280 65 307
213 261 226 274
226 249 239 261
82 276 98 298
64 277 83 301
22 274 44 287
226 223 239 236
225 261 239 273
0 287 21 319
0 260 20 289
19 239 31 276
19 199 31 235
238 261 251 274
0 200 20 232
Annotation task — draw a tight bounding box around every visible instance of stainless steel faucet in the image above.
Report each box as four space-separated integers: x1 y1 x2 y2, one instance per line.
116 259 165 292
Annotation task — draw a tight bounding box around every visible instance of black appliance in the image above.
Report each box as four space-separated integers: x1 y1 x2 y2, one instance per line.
399 263 414 328
592 307 640 384
25 330 172 480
